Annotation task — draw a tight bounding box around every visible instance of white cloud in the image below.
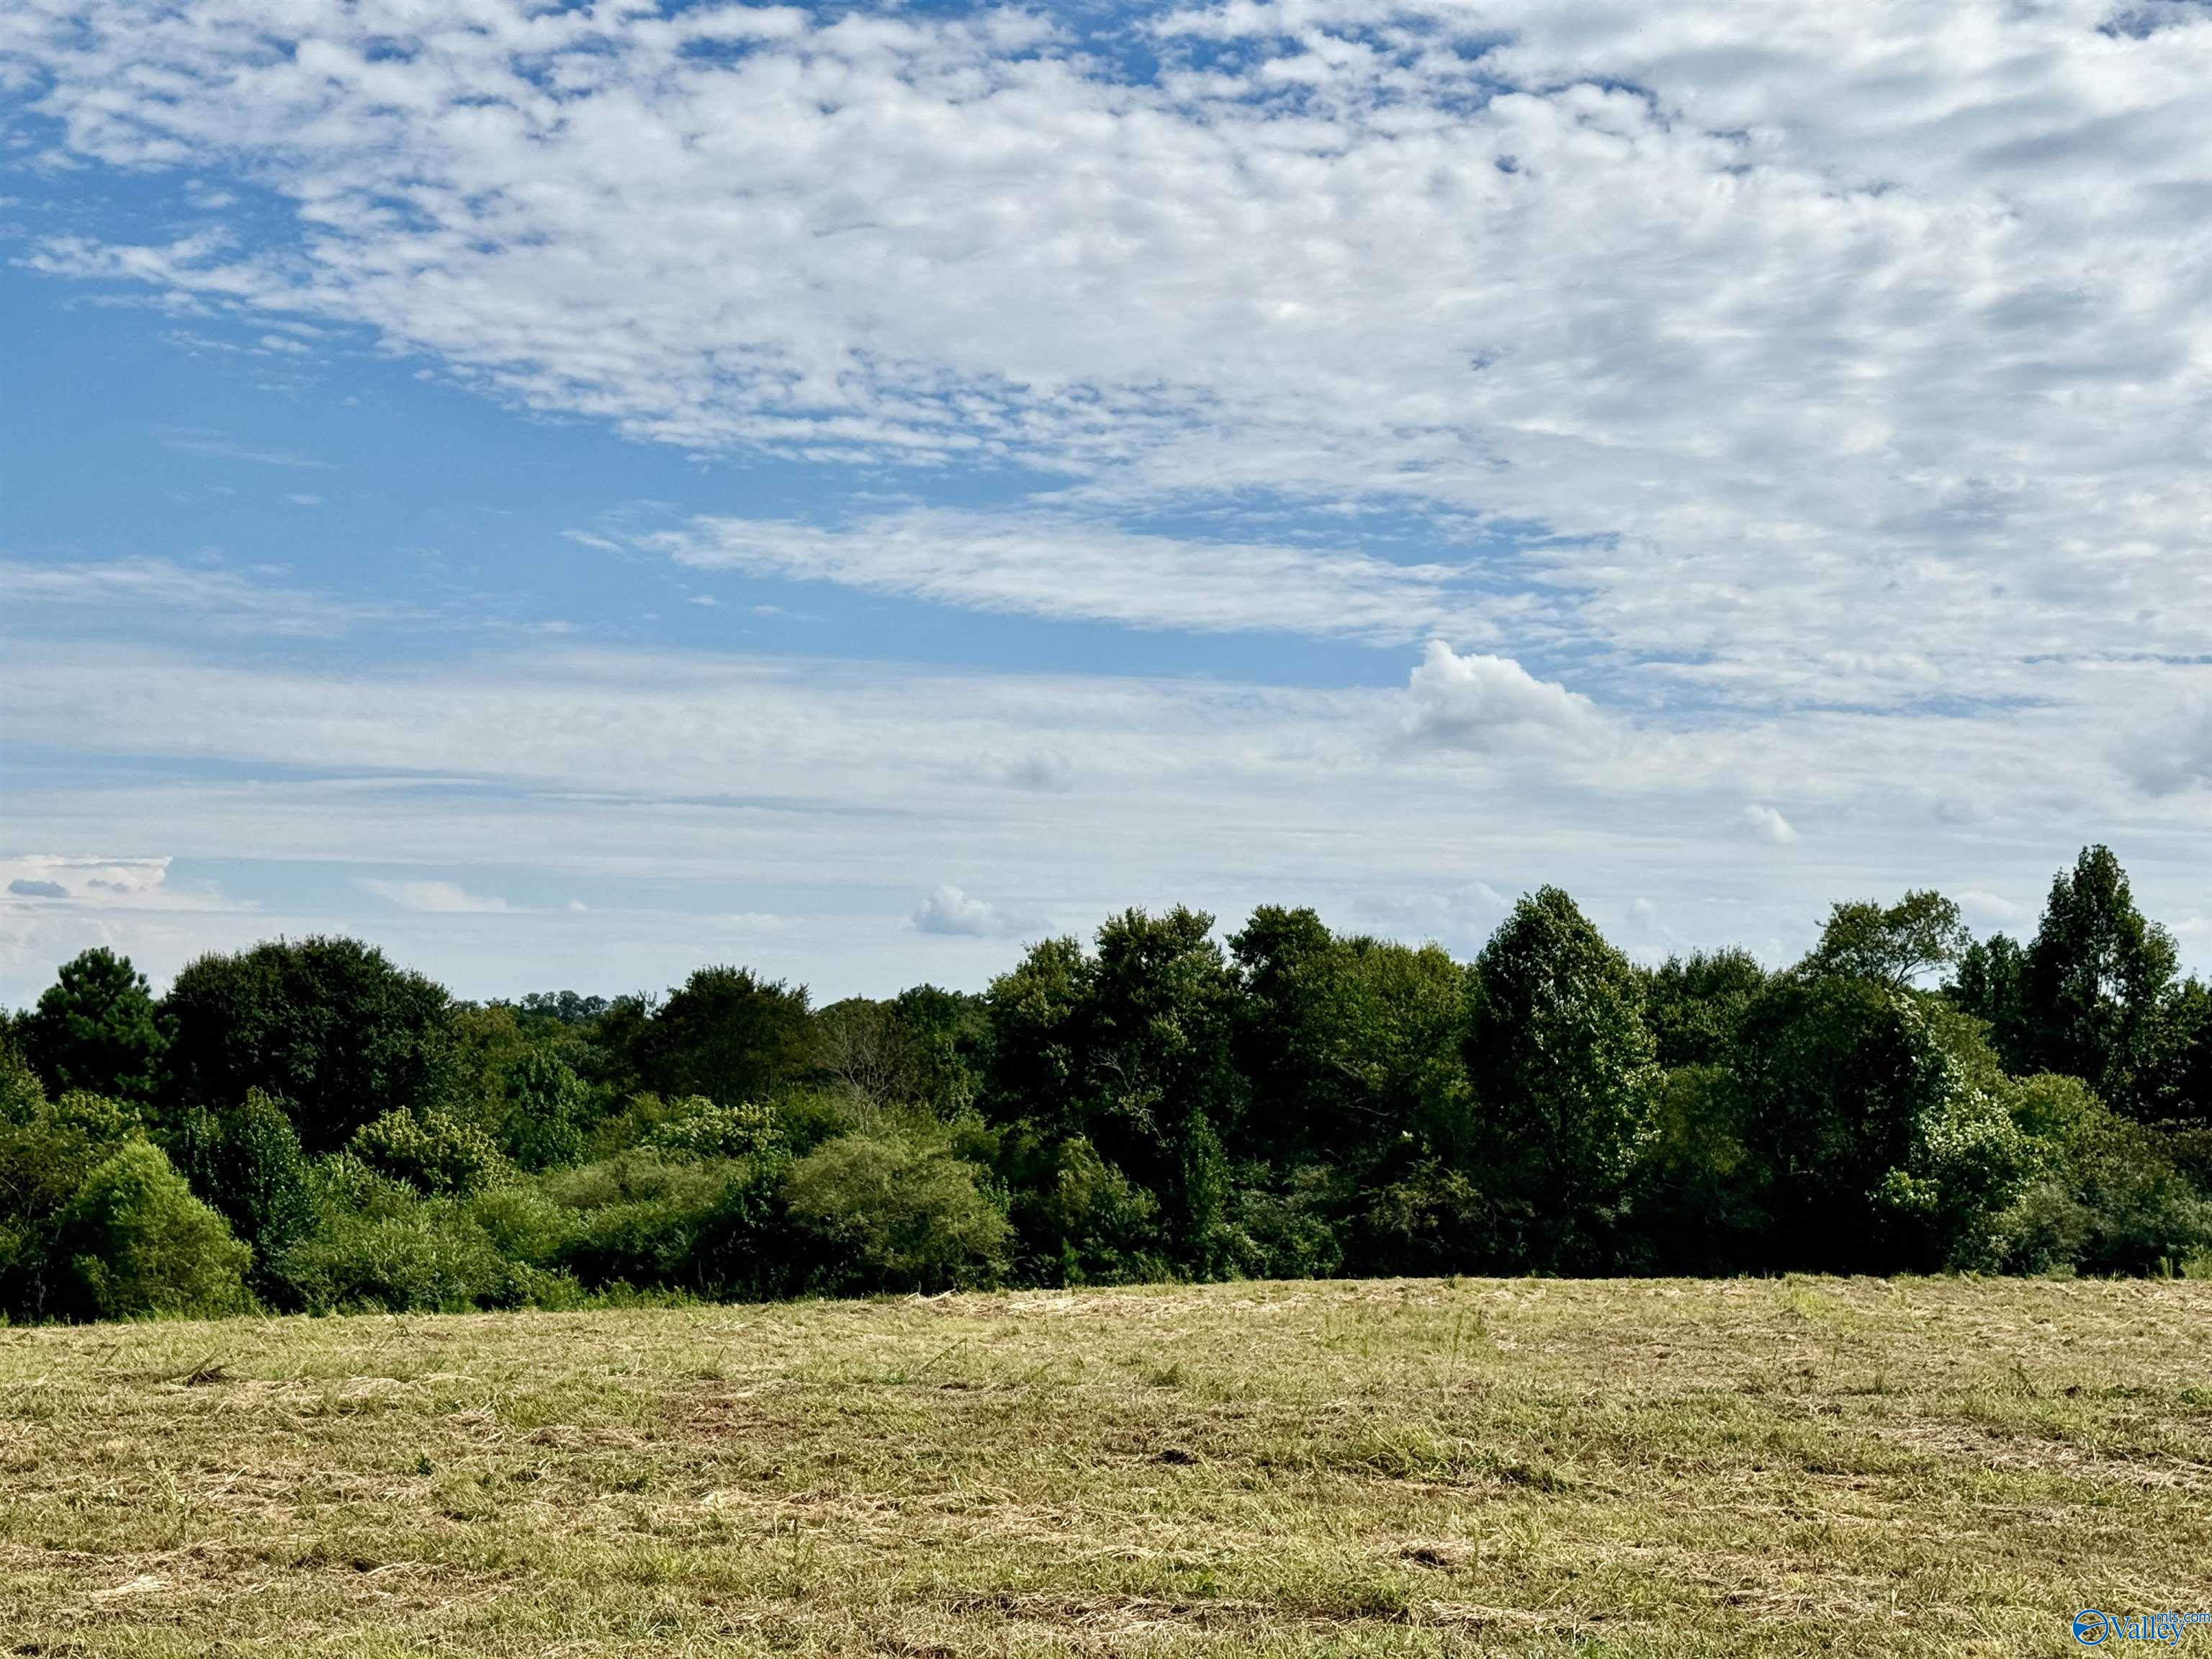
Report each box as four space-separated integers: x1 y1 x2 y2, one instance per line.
912 886 1042 939
0 855 183 907
1403 642 1608 753
649 511 1505 644
359 878 514 914
0 557 400 638
10 0 2209 714
1741 804 1799 845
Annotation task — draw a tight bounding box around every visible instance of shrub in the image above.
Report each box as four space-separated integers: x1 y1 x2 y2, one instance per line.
1999 1075 2212 1275
0 1080 146 1321
349 1108 513 1196
642 1097 780 1161
275 1205 539 1313
1004 1133 1166 1285
166 1089 316 1285
783 1128 1010 1293
56 1140 252 1320
549 1151 790 1298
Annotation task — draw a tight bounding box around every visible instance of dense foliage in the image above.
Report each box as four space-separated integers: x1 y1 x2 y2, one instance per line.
4 845 2208 1321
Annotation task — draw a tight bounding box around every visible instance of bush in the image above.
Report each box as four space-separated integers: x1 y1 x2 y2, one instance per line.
783 1128 1010 1293
1003 1132 1166 1285
275 1203 543 1313
1999 1076 2212 1275
549 1151 790 1298
349 1108 514 1196
0 1079 147 1321
642 1097 781 1161
56 1140 252 1320
166 1090 316 1288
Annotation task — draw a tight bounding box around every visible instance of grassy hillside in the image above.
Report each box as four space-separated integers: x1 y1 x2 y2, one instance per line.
2 1278 2206 1656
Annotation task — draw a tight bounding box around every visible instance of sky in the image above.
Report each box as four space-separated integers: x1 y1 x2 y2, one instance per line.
1 0 2208 1008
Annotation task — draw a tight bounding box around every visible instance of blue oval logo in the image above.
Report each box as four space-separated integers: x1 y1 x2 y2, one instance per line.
2074 1610 2110 1646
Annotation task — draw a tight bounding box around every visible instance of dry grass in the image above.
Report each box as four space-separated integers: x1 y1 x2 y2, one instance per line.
1 1276 2207 1655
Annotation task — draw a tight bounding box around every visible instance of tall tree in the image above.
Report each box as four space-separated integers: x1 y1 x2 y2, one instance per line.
2023 846 2179 1116
1799 891 1969 989
1642 949 1771 1070
1730 980 2029 1272
985 909 1245 1277
22 948 168 1102
161 936 454 1153
1948 932 2034 1075
1467 887 1658 1270
642 966 814 1108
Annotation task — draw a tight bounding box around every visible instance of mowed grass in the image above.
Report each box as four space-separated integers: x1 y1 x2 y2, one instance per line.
1 1279 2207 1657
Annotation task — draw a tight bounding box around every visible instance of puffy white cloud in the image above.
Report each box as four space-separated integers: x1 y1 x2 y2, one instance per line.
1740 804 1799 845
1403 642 1607 753
912 886 1042 938
0 855 185 907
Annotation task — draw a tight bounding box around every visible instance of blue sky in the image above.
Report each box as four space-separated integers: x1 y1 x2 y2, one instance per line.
3 0 2208 1006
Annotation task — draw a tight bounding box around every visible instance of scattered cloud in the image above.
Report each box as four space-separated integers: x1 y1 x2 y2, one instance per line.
12 1 2205 711
7 880 68 899
152 428 330 469
0 557 401 638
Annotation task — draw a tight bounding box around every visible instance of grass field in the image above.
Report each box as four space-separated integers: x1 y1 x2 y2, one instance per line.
1 1277 2207 1657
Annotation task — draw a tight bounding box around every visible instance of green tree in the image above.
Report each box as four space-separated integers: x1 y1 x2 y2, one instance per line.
166 1088 315 1299
0 1075 145 1321
984 909 1245 1277
1730 980 2031 1271
1948 933 2034 1074
2023 846 2180 1116
642 966 813 1107
161 936 455 1152
55 1139 251 1320
1800 891 1969 989
23 948 168 1102
501 1048 592 1169
1998 1074 2212 1274
1228 907 1476 1274
814 986 986 1116
1467 888 1658 1269
1642 949 1771 1070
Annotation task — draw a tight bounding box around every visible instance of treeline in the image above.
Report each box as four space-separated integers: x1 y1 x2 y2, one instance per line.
4 845 2209 1321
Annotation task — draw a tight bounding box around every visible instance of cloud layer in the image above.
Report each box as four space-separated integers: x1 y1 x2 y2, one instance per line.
9 0 2208 716
3 0 2209 997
